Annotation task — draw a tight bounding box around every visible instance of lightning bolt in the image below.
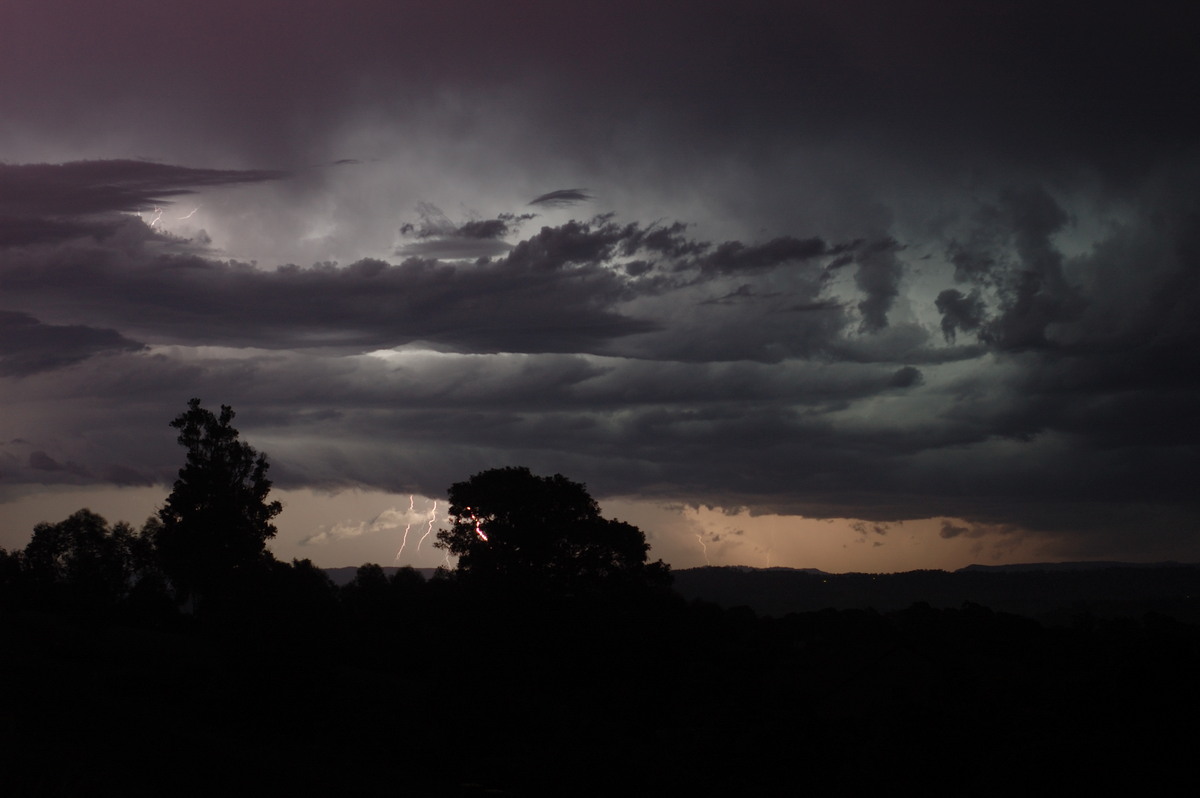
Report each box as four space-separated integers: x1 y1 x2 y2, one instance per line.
394 495 415 561
148 206 164 228
465 506 488 541
696 533 710 565
178 206 200 220
417 499 438 551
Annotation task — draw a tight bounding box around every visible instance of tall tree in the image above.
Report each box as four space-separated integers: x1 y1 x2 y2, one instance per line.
436 466 669 593
156 398 282 605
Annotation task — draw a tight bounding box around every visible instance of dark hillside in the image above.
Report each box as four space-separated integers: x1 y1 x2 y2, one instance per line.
6 561 1200 796
672 563 1200 622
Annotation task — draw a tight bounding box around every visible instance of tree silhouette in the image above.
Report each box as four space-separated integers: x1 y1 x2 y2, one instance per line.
340 562 392 612
435 466 669 593
155 398 282 607
20 509 138 612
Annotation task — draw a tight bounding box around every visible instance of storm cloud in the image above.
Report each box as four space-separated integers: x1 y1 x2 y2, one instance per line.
2 1 1199 568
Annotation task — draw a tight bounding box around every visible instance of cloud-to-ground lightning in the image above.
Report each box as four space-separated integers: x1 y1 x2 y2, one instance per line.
697 533 710 565
417 500 438 551
147 206 164 228
394 495 416 561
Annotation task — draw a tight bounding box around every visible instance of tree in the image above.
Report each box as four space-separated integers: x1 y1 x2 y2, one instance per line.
340 562 392 611
155 398 282 605
20 509 138 612
435 466 669 593
0 546 22 606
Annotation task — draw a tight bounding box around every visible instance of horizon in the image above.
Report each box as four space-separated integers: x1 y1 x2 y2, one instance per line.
3 2 1199 573
5 483 1194 576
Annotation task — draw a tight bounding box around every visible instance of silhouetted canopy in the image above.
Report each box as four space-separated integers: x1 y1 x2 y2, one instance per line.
436 466 669 592
155 399 281 604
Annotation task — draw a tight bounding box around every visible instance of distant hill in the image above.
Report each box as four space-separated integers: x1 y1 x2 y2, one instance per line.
671 563 1200 623
321 562 1200 623
957 560 1190 572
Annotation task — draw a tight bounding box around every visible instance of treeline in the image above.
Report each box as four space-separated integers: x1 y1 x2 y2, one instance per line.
5 538 1199 796
3 401 1199 795
0 507 418 628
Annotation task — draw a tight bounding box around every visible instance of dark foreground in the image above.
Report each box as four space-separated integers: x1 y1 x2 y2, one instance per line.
3 582 1198 797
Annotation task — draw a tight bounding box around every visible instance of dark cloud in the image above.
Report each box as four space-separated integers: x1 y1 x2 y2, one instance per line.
852 521 889 537
0 160 285 217
28 450 89 478
396 206 535 260
395 239 513 260
935 290 985 343
8 171 1193 550
0 208 861 362
983 189 1084 350
939 521 969 540
28 451 60 471
0 311 146 376
0 216 655 355
0 215 124 247
784 300 843 314
399 203 461 240
456 218 519 240
941 188 1086 351
854 238 904 334
3 2 1197 183
398 200 525 241
699 284 761 306
528 189 592 207
701 237 829 275
503 218 629 272
888 366 922 389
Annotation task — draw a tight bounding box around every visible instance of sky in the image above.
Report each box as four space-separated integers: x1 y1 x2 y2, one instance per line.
2 0 1199 573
